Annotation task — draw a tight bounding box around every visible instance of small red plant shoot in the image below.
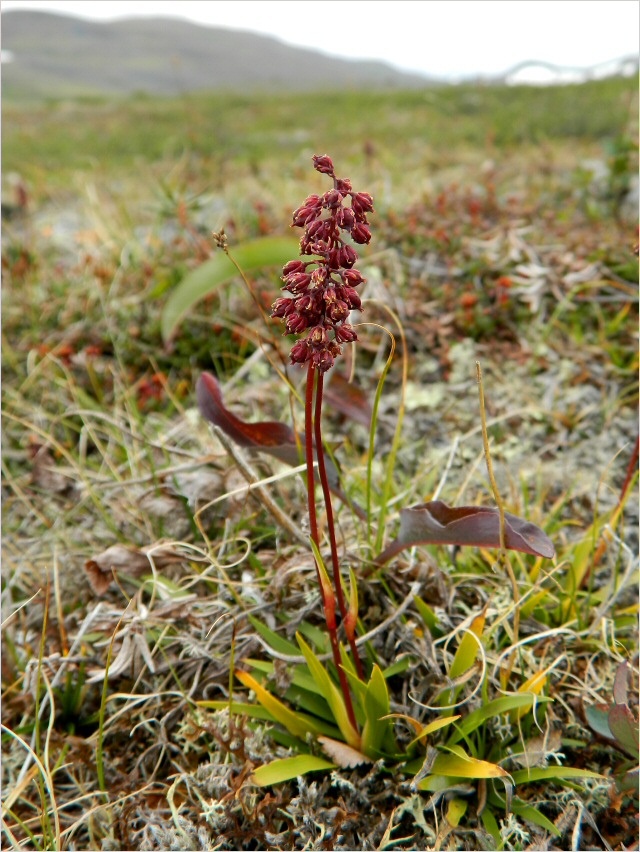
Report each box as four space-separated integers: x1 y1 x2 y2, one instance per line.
271 154 373 724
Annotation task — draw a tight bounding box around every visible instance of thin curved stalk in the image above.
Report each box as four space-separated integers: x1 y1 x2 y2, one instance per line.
305 364 358 726
315 372 365 679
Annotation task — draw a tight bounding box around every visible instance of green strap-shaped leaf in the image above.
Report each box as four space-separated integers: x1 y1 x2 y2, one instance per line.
196 699 276 721
361 664 393 757
297 633 361 749
510 766 603 785
243 658 322 697
234 669 324 740
446 797 467 827
247 616 300 656
252 755 336 787
449 609 486 680
386 713 461 748
436 608 486 709
382 657 411 678
486 790 561 837
480 808 503 849
419 744 510 783
509 801 560 836
413 596 441 637
445 694 548 746
161 236 300 342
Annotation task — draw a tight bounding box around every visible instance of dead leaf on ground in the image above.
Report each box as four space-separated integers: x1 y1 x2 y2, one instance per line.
513 728 563 768
84 542 189 595
317 736 373 768
27 438 74 494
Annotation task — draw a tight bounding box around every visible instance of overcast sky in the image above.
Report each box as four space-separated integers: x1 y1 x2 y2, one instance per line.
2 0 638 80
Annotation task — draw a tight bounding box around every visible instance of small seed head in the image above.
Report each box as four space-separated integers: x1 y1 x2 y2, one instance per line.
312 154 335 175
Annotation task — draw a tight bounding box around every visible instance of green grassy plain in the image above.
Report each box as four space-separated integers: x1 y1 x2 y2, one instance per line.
2 78 638 850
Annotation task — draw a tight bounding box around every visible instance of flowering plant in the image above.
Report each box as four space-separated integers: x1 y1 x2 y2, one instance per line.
192 155 558 784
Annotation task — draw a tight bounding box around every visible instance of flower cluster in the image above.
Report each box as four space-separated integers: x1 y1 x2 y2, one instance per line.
271 154 374 372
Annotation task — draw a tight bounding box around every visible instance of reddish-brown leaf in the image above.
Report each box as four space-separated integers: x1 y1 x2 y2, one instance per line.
197 372 301 465
376 500 555 565
196 372 365 518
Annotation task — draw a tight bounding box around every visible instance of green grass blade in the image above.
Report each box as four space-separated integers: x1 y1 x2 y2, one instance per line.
510 801 561 836
445 694 548 745
247 615 300 656
197 699 278 722
510 766 603 785
480 807 503 849
413 596 441 637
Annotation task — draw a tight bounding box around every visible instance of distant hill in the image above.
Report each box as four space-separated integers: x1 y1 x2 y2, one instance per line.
1 10 436 99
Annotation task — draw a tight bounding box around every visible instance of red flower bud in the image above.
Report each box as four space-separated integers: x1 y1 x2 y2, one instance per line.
351 222 372 245
336 178 352 194
309 240 329 256
295 294 321 322
341 269 364 286
312 154 335 175
322 189 342 208
335 323 358 343
310 266 328 288
336 207 355 230
312 349 335 372
286 312 308 334
292 205 320 227
305 219 327 241
282 259 306 276
302 194 322 210
290 339 310 364
271 297 294 318
328 300 349 322
309 325 329 346
299 235 313 255
283 272 311 294
295 294 313 312
340 245 358 268
351 192 374 215
338 285 362 310
326 248 341 269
